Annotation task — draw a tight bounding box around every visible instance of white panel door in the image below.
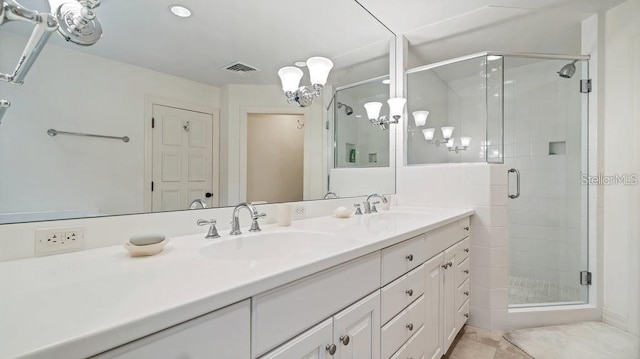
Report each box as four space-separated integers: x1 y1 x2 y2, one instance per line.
442 245 458 353
423 253 444 359
260 318 334 359
332 291 380 359
152 104 217 211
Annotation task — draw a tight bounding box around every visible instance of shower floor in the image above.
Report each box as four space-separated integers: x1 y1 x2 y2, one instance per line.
508 276 583 305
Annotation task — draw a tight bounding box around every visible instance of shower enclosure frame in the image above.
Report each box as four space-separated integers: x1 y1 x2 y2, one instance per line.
403 51 599 322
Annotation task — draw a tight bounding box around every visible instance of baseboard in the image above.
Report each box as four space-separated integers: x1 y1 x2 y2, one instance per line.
602 306 628 331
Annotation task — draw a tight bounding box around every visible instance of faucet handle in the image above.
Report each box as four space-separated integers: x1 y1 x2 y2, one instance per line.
197 219 220 239
249 212 266 232
354 204 363 215
371 201 380 213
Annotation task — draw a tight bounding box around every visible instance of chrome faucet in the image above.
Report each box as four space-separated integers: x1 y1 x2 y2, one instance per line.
323 191 339 199
230 202 266 235
189 199 208 209
197 218 220 239
363 193 387 214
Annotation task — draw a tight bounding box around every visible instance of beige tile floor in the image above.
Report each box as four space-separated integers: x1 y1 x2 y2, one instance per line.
443 325 532 359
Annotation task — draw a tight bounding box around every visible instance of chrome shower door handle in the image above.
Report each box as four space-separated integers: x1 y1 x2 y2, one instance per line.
508 168 520 199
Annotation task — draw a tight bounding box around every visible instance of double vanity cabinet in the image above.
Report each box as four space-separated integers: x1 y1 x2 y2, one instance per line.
93 215 471 359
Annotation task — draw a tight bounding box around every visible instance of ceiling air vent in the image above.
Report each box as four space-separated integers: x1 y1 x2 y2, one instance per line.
222 62 261 73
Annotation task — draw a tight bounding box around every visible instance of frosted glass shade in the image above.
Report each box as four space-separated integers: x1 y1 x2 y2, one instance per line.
306 57 333 86
278 67 303 93
446 138 455 148
441 126 455 139
460 137 472 147
422 128 435 141
412 111 429 127
387 98 406 118
364 102 383 120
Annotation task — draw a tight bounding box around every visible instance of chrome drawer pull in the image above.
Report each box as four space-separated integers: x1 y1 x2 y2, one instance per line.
464 226 470 231
406 289 414 296
406 254 414 261
464 270 469 274
464 291 469 296
406 323 414 331
464 248 469 253
326 344 337 355
464 313 470 318
340 335 350 346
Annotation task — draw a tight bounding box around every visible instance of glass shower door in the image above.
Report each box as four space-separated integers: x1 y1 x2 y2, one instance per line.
504 56 589 307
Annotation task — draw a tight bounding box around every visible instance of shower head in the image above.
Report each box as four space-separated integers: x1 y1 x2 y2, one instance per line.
55 0 102 46
558 60 578 79
337 102 353 116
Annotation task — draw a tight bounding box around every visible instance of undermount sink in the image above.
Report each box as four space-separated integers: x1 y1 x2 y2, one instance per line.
199 231 348 261
367 211 432 222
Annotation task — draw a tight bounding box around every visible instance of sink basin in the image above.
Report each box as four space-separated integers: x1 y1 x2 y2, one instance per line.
199 231 348 261
367 211 432 222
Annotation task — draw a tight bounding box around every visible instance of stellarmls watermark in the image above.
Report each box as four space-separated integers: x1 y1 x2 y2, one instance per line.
581 174 639 185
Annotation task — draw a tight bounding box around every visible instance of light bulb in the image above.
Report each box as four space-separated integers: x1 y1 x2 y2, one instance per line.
364 102 383 120
306 57 333 87
277 67 303 93
441 126 455 139
412 111 429 127
422 128 435 141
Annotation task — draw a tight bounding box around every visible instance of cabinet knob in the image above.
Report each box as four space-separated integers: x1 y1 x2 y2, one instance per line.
464 270 469 274
442 264 448 269
406 323 414 331
340 335 350 346
326 344 337 355
447 261 453 268
406 289 414 296
464 248 470 253
464 313 470 318
464 226 470 231
406 254 414 261
464 291 470 296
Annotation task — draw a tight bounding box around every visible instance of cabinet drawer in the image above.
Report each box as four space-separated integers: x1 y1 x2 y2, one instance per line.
455 237 470 264
389 325 426 359
458 217 470 237
425 221 467 261
456 278 470 311
455 258 470 288
381 235 426 285
381 263 425 324
259 318 333 359
93 300 250 359
381 295 425 359
456 299 470 330
252 252 381 358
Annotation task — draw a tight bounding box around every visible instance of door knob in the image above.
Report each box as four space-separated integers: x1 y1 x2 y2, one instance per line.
326 344 337 355
205 192 213 198
340 335 350 345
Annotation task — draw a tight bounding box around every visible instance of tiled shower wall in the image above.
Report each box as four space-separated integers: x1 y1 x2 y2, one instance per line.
503 59 587 300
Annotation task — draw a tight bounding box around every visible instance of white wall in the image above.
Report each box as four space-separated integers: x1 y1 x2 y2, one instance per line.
0 32 220 216
603 0 640 336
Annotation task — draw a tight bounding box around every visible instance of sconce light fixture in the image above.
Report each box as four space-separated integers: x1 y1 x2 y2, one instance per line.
278 57 333 107
422 126 454 145
364 98 406 130
446 136 472 153
412 111 429 127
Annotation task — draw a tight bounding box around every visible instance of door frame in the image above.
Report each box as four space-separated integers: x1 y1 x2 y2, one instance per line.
143 94 220 212
239 106 311 202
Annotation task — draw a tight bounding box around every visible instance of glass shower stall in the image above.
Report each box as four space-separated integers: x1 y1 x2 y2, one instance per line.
406 52 590 307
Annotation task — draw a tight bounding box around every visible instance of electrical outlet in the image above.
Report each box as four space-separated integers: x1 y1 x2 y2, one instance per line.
292 204 306 220
35 226 86 255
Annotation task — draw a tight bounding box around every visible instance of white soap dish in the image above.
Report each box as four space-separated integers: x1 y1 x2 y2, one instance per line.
333 207 352 218
123 235 168 257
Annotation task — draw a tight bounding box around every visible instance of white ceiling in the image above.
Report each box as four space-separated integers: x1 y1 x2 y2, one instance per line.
358 0 624 66
1 0 625 86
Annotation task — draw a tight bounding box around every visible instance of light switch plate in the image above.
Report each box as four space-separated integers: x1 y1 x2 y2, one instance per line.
35 226 86 255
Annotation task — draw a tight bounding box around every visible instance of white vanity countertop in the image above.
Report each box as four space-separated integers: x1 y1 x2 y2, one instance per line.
0 206 473 359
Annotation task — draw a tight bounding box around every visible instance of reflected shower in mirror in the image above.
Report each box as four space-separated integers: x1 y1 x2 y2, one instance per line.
0 0 395 224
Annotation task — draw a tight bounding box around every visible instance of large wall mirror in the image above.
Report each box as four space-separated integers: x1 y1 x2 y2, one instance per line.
0 0 395 223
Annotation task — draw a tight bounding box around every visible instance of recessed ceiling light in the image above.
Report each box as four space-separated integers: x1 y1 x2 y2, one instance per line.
294 61 307 67
382 79 391 84
169 5 192 18
355 115 363 118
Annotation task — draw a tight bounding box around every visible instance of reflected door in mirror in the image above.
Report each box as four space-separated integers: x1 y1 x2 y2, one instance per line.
151 105 217 211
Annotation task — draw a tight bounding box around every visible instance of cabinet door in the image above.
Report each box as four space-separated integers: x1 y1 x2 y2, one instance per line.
93 300 250 359
442 245 458 353
423 253 444 359
332 290 380 359
260 318 334 359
